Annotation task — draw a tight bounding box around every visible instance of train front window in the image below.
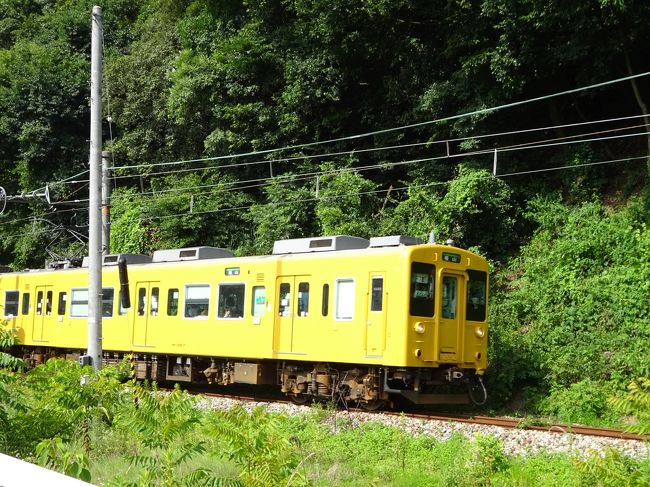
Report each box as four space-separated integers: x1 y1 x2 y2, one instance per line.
218 283 245 319
4 291 19 317
410 262 435 317
466 270 487 322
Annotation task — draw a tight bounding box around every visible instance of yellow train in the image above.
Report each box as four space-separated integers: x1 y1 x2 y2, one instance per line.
0 235 489 408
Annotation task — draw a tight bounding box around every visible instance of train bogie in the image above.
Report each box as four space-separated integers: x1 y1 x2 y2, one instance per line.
0 235 489 406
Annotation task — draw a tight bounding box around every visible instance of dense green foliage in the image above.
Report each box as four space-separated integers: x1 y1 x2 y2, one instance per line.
0 0 650 423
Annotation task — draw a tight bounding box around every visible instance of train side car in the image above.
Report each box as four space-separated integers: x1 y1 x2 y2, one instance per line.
0 235 489 408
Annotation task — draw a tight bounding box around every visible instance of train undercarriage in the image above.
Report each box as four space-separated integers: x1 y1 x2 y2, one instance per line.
18 347 487 407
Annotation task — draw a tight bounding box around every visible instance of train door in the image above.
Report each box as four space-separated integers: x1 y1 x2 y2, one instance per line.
365 273 386 357
132 281 159 348
438 273 464 362
274 276 310 354
32 285 53 342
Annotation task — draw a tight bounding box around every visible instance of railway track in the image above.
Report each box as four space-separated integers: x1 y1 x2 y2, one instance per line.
169 386 650 443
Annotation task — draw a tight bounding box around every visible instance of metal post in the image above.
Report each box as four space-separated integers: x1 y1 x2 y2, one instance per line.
101 151 111 255
87 5 103 371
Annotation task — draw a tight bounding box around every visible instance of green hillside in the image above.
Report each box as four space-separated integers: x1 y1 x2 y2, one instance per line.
1 0 649 421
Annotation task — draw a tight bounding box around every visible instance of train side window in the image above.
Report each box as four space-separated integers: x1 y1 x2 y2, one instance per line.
57 292 67 316
410 262 435 317
298 282 309 317
70 289 89 317
321 284 329 317
22 293 30 315
466 270 487 322
218 283 244 319
167 288 179 316
335 278 355 320
4 291 19 317
150 287 159 316
278 283 290 317
184 284 210 318
102 288 114 317
370 277 383 312
251 286 265 317
137 288 146 316
118 290 128 315
46 291 53 315
36 291 43 315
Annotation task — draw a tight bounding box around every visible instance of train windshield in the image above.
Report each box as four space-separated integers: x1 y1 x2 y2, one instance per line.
410 262 435 317
466 270 487 322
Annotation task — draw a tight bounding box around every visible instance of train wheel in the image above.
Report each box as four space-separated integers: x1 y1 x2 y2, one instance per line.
290 393 310 405
359 399 385 411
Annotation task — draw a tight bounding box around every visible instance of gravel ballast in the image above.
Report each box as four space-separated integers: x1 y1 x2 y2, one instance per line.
195 395 650 459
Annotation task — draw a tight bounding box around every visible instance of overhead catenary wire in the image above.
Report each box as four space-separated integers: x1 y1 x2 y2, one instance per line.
48 113 650 185
3 152 647 241
41 127 650 207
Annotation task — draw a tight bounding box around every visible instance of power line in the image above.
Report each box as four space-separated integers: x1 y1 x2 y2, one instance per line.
48 127 650 206
3 152 646 240
65 113 649 182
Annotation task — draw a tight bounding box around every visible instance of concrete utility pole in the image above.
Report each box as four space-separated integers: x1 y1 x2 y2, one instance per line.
87 5 103 371
102 151 111 255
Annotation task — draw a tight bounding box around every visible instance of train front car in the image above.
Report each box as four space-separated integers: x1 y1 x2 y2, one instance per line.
387 240 489 405
274 235 489 408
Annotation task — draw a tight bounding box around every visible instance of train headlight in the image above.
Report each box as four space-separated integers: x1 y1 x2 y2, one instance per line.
474 326 485 338
414 322 426 334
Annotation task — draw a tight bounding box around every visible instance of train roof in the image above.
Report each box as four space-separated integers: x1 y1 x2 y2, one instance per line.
0 235 486 275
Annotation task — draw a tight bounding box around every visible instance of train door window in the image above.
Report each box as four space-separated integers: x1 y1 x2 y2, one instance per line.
137 288 147 316
36 291 43 315
184 284 210 318
441 277 457 319
4 291 19 317
46 291 53 315
370 277 383 312
251 286 266 317
217 283 244 319
466 270 487 322
70 289 89 317
167 288 179 316
150 287 159 316
298 282 309 317
335 278 355 321
410 262 435 317
118 290 128 316
278 283 290 317
102 288 114 317
22 293 30 315
322 284 329 317
57 292 67 316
